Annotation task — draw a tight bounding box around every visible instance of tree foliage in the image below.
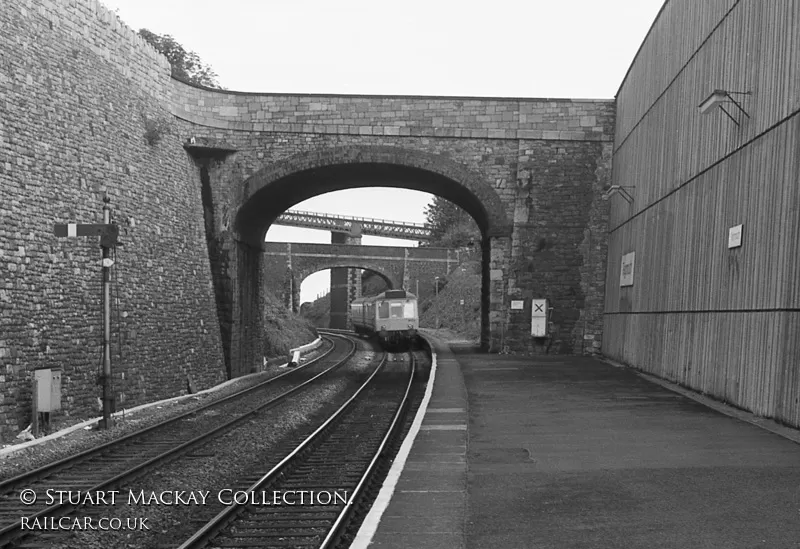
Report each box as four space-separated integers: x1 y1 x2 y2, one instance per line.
435 219 481 249
138 29 221 88
423 196 480 248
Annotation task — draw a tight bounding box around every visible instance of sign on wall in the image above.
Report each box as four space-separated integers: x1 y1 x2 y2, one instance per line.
510 300 524 310
531 298 548 337
728 224 743 248
620 252 635 287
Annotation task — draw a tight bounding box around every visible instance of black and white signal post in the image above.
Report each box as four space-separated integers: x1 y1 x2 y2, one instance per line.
54 195 120 429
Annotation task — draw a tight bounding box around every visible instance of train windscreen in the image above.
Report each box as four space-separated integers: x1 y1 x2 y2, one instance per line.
390 303 404 318
378 299 416 319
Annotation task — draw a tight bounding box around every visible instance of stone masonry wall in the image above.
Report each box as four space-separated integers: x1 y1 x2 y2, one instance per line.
0 0 226 439
505 140 611 353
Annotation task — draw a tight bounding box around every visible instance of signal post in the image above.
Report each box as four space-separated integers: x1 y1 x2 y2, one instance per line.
54 195 120 429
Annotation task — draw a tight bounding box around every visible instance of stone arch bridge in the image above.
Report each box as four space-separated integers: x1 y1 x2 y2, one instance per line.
174 85 614 376
263 242 462 328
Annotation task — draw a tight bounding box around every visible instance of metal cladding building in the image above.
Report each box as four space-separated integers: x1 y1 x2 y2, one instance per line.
604 1 800 426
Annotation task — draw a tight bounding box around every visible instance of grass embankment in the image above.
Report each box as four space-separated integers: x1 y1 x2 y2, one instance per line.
301 293 330 328
263 290 319 360
418 259 481 342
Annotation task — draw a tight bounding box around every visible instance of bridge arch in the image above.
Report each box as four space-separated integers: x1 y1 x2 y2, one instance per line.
235 145 512 246
296 265 394 330
297 263 398 292
226 144 514 376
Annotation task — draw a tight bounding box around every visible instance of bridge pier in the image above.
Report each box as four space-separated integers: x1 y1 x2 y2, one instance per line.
329 232 362 329
487 234 511 352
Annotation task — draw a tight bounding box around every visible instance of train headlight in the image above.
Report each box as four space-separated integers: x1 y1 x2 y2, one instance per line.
380 325 386 331
408 323 414 328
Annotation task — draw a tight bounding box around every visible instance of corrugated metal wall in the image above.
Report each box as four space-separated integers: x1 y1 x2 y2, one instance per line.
605 0 800 427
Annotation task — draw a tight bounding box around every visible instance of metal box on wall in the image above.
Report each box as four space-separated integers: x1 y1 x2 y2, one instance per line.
34 368 62 412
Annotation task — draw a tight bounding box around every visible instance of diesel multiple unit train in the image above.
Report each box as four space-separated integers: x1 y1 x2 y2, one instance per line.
350 289 418 348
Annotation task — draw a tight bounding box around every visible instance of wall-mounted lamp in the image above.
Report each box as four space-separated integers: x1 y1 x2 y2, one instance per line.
698 89 751 126
602 185 635 204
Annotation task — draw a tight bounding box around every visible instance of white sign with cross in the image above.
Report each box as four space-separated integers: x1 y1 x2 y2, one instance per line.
531 298 548 337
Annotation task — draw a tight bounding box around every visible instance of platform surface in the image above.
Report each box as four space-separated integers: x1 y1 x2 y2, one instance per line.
357 336 800 549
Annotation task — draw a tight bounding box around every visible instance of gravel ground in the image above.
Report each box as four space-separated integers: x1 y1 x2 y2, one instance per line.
34 344 379 549
0 341 331 481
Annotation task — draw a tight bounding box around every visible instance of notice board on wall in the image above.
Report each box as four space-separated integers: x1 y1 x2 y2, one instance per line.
620 252 635 287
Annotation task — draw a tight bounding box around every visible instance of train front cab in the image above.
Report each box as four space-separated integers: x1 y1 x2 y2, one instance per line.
376 296 417 346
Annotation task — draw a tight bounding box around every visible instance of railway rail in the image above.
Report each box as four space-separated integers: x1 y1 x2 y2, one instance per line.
176 348 417 549
0 334 358 548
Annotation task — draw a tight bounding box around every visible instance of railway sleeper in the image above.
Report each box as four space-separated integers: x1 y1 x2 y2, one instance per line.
272 482 350 486
218 534 320 541
220 540 323 547
221 539 324 547
238 518 334 524
231 525 328 534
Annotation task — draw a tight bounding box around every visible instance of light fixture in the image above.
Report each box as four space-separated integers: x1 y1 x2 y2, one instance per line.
698 89 751 125
602 185 635 204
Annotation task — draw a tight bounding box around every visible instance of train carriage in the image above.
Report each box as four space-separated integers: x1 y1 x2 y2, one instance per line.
350 289 418 348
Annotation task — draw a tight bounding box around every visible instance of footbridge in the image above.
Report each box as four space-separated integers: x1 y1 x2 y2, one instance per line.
274 210 433 241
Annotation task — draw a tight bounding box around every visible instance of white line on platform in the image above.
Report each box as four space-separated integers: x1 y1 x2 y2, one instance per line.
426 408 465 413
398 490 463 493
348 345 440 549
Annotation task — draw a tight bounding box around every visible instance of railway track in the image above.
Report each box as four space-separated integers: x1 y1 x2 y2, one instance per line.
176 349 417 549
0 334 358 548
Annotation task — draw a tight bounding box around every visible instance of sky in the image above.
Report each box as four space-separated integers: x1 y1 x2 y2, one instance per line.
100 0 665 302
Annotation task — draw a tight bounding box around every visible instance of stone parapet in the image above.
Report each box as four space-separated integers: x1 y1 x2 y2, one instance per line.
170 82 614 141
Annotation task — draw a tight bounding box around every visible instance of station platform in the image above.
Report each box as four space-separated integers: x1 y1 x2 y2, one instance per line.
352 333 800 549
